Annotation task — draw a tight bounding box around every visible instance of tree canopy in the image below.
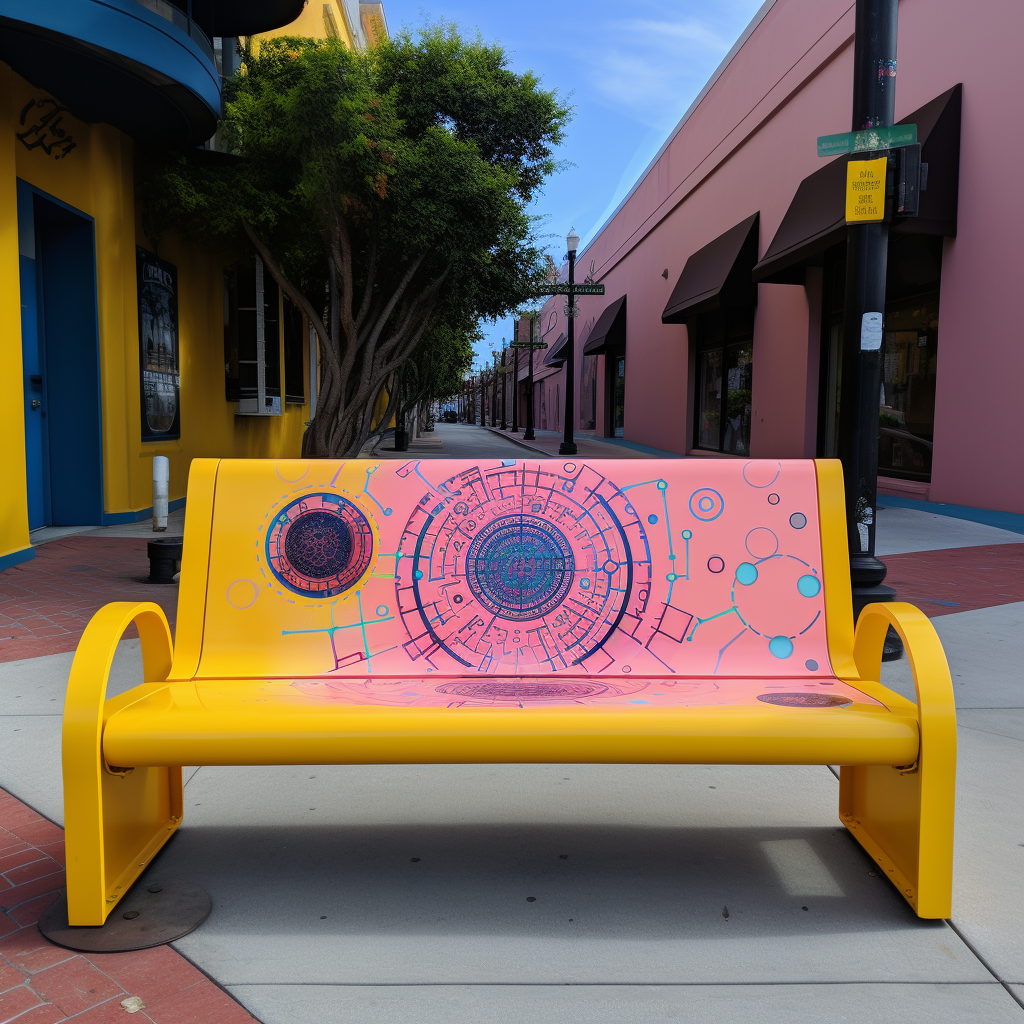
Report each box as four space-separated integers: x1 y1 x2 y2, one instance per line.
141 25 569 456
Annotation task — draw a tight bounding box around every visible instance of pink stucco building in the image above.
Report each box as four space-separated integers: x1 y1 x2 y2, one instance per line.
519 0 1023 513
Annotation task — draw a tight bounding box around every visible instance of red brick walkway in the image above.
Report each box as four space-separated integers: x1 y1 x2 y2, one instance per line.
882 542 1024 617
0 539 177 665
0 788 255 1024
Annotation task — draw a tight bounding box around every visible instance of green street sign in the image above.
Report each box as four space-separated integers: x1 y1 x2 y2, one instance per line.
817 124 916 157
534 283 606 296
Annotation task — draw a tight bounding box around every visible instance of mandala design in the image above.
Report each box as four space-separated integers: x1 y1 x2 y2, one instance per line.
266 493 373 598
465 515 575 621
397 463 651 671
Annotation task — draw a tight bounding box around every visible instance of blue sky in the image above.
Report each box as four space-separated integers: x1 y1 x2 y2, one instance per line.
380 0 768 366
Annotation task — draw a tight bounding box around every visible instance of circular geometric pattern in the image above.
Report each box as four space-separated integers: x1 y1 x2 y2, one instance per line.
689 488 725 521
805 659 819 671
731 555 825 657
266 493 373 598
707 556 725 574
435 680 606 700
797 574 821 597
398 464 646 671
736 562 758 585
745 527 779 559
742 461 781 488
465 515 575 621
790 512 807 530
757 693 851 708
768 493 780 505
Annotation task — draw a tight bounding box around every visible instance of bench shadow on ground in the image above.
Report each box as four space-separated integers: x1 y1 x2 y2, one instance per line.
145 820 932 939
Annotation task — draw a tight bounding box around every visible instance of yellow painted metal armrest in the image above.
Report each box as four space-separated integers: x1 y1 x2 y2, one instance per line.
853 602 956 738
63 602 175 924
846 602 956 917
64 602 173 755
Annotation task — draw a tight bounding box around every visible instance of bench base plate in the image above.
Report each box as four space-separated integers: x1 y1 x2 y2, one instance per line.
38 878 211 952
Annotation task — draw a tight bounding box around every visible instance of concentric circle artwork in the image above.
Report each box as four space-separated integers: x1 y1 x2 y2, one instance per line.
266 493 373 597
465 515 575 620
397 463 649 671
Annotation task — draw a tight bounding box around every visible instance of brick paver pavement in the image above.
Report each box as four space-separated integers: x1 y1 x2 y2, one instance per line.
0 539 177 664
0 788 256 1024
881 542 1024 616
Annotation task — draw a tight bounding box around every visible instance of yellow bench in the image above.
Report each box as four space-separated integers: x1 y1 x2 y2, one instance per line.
63 457 956 925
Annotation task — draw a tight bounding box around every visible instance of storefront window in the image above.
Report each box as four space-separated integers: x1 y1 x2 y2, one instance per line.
612 355 625 437
878 295 938 480
693 307 754 454
818 237 941 481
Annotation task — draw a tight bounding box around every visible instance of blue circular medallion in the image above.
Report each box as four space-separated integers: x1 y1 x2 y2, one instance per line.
266 493 373 598
465 514 575 621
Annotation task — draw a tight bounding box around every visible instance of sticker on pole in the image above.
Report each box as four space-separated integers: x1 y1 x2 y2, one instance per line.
845 157 887 223
860 312 883 351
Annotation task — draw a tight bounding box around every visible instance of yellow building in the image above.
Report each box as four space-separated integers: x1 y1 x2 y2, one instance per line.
0 1 387 572
259 1 388 48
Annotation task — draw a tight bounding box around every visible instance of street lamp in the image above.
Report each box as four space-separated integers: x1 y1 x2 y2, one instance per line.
559 228 581 456
839 0 903 659
510 318 520 433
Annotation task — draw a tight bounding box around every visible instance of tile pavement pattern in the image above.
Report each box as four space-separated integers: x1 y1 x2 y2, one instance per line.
0 788 255 1024
0 540 177 665
882 543 1024 616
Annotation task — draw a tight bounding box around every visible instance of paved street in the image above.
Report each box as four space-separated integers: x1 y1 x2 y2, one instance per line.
1 440 1023 1023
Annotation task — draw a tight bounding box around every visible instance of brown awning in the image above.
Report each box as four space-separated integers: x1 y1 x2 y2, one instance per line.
582 296 626 355
662 213 759 324
753 85 962 284
543 333 569 367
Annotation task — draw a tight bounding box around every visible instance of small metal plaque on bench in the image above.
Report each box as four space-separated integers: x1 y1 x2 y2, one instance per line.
757 693 852 708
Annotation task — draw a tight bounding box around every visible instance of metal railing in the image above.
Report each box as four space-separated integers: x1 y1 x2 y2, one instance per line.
133 0 215 63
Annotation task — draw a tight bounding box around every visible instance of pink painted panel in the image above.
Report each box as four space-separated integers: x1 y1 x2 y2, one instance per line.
198 459 834 681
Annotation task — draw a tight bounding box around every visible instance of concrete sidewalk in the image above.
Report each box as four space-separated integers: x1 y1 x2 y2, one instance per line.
1 469 1023 1023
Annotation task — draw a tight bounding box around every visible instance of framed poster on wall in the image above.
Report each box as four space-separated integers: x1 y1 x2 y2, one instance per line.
137 247 181 441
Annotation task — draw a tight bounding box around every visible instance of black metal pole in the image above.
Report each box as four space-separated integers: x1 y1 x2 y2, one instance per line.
838 0 900 642
559 249 578 456
524 319 536 441
500 347 508 430
512 329 520 432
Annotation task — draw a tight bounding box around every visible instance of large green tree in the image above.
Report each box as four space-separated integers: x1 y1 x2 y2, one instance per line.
143 27 568 456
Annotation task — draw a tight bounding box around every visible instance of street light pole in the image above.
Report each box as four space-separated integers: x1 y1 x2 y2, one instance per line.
559 229 580 456
837 0 899 640
499 346 508 430
511 322 520 433
524 316 537 441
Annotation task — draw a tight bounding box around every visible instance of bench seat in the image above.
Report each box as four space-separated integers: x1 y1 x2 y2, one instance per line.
102 677 919 768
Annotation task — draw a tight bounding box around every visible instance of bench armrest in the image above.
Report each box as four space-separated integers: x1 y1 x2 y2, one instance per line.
64 602 173 769
852 601 956 763
63 602 176 924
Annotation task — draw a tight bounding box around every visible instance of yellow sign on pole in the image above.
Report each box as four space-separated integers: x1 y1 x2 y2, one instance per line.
845 157 887 223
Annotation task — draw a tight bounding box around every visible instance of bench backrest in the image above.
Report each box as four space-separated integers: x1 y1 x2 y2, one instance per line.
170 458 854 682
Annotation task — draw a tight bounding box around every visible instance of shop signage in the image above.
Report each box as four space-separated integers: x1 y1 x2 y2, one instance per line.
817 123 916 157
845 158 887 223
17 98 77 160
137 248 181 441
534 283 605 296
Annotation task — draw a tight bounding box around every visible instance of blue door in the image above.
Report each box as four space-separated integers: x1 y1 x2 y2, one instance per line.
18 182 103 528
18 183 46 529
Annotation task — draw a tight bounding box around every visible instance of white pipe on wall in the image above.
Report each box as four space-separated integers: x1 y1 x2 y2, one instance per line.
153 456 169 532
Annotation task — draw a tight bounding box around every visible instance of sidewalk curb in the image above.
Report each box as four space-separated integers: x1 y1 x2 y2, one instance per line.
481 426 554 457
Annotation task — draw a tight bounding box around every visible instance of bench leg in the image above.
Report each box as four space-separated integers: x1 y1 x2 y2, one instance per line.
842 602 957 919
63 603 183 926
